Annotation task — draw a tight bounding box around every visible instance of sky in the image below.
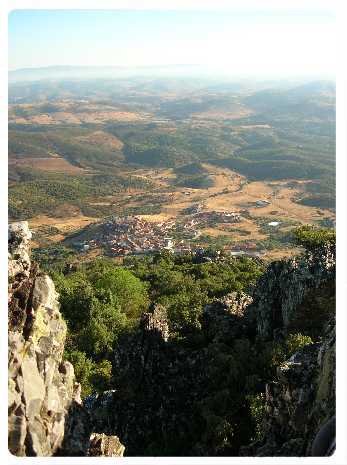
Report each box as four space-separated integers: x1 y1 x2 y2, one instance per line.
8 7 336 77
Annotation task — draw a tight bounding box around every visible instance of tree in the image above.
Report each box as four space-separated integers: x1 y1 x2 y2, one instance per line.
94 267 149 318
77 300 128 357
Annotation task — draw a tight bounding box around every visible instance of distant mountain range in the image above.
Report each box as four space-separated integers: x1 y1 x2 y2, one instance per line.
8 65 228 83
8 65 335 84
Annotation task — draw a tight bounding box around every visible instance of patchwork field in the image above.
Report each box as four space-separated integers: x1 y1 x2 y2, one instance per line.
29 214 97 232
9 157 87 173
205 179 334 224
9 77 335 260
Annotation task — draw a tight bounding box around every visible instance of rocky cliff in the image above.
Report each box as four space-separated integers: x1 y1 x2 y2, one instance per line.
241 242 336 456
245 248 335 341
8 222 124 457
241 319 335 456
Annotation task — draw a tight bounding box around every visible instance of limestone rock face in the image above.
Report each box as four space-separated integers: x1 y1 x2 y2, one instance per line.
86 308 175 446
8 222 91 456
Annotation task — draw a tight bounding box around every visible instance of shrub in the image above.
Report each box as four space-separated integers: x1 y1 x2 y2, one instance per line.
285 333 313 357
247 393 266 441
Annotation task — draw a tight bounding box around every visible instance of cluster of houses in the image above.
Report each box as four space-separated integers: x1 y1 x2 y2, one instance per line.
93 216 178 256
177 210 242 240
76 216 200 256
73 210 254 258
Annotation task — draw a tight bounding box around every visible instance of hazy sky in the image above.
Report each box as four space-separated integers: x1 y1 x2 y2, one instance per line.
8 7 335 77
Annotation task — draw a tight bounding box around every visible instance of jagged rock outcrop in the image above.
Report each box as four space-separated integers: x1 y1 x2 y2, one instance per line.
241 319 335 456
239 237 336 457
8 222 91 456
245 250 335 340
89 433 125 457
8 222 124 457
202 292 253 342
140 304 169 341
86 293 255 456
85 306 198 455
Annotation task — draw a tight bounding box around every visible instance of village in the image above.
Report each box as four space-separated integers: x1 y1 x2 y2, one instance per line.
74 209 252 257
